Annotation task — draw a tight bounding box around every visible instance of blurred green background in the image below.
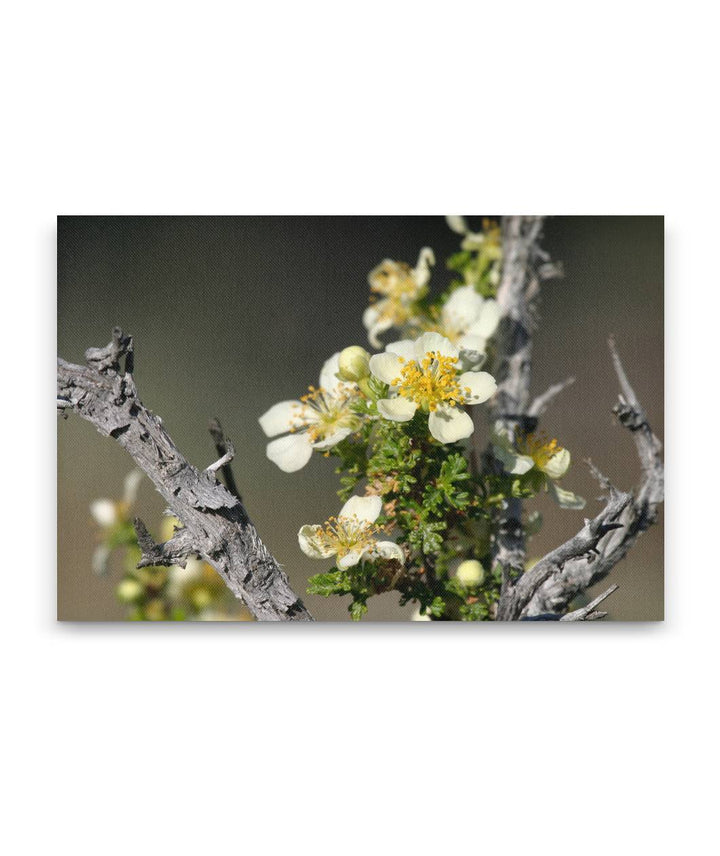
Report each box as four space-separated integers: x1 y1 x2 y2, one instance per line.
57 216 663 620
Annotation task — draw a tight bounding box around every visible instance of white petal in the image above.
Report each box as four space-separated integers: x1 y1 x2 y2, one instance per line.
298 525 335 559
90 499 117 527
428 406 474 443
369 352 404 385
446 215 468 235
492 444 535 475
363 304 394 348
377 397 418 422
468 299 501 339
547 481 586 510
459 371 497 405
337 548 365 570
413 246 435 288
542 448 571 479
258 400 305 437
385 339 416 360
266 433 314 472
457 333 487 354
442 286 483 330
414 331 459 362
339 494 382 524
312 426 353 451
318 352 358 395
371 541 405 564
122 470 143 506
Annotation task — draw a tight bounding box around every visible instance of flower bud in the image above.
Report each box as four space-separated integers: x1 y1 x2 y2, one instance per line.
337 346 371 382
116 578 144 603
456 559 485 587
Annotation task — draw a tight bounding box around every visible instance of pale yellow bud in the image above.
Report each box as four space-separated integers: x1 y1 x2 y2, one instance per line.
337 346 371 382
116 578 144 603
456 559 485 587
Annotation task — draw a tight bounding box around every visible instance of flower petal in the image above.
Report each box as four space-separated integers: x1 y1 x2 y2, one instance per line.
369 352 404 385
547 481 586 510
385 339 416 360
266 433 314 472
90 499 117 528
337 548 365 570
542 448 571 479
123 470 143 506
339 494 382 524
298 524 335 559
446 215 468 235
377 397 418 422
413 246 435 288
442 285 484 330
469 299 501 340
492 444 535 475
459 371 497 405
428 406 474 443
363 304 394 348
258 400 305 437
312 426 354 451
371 540 405 564
414 331 459 362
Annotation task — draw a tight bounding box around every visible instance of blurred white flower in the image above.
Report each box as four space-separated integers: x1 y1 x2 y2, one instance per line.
259 353 362 473
369 332 496 444
438 285 500 353
298 495 403 570
363 247 434 347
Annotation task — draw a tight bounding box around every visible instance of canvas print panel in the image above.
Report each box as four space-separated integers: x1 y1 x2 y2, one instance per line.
57 216 663 621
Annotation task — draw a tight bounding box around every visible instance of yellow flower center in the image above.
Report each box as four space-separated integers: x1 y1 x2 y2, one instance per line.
291 386 359 443
518 433 563 469
314 514 379 559
393 351 471 412
370 260 419 299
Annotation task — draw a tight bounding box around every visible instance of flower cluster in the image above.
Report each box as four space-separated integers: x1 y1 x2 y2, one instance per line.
256 216 586 620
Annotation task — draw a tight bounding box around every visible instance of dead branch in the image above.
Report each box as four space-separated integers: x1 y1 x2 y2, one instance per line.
499 339 663 619
58 327 313 621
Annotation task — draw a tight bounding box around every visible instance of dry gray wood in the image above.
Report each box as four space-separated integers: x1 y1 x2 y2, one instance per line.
482 216 549 604
58 327 313 621
520 338 664 618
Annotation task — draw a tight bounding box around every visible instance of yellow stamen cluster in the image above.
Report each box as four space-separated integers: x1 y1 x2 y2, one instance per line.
290 386 358 443
518 433 563 469
369 260 419 299
393 351 471 412
314 514 378 559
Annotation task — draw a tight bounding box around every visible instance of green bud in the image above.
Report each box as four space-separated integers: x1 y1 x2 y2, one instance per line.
456 559 485 587
337 346 371 382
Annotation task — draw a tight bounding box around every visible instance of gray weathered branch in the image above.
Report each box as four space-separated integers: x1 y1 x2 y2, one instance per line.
58 327 313 621
502 339 663 619
482 216 549 601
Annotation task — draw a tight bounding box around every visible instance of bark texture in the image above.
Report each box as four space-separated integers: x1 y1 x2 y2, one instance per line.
58 328 313 621
488 217 663 620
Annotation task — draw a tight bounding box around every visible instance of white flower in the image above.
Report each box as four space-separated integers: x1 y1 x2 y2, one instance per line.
363 247 434 347
368 332 497 444
411 607 432 621
492 430 585 509
438 285 501 353
298 495 404 570
259 353 362 473
90 469 143 528
90 499 117 528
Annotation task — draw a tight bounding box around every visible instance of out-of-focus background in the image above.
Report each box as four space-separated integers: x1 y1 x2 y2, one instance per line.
57 216 663 620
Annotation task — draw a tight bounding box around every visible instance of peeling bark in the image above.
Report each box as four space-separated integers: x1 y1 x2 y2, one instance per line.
58 328 313 621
